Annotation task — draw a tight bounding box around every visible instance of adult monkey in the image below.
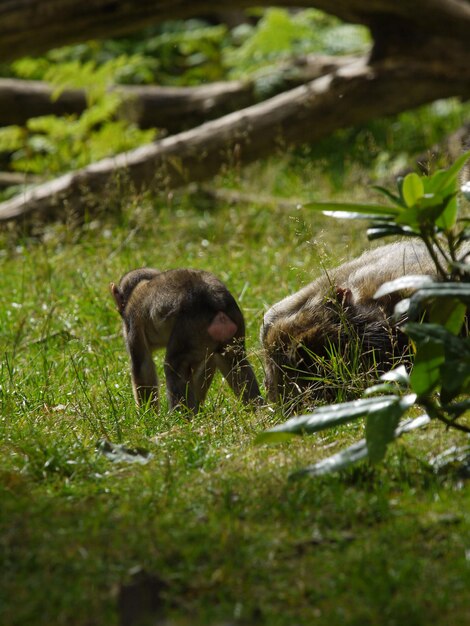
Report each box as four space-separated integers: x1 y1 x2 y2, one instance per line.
261 240 441 407
111 268 262 413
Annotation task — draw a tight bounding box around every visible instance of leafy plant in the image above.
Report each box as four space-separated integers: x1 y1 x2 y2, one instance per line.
225 8 370 81
0 56 156 176
258 152 470 475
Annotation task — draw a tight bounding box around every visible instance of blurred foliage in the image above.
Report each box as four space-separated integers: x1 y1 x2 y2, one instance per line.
0 9 467 188
1 10 370 87
294 99 470 187
0 56 155 176
225 8 370 80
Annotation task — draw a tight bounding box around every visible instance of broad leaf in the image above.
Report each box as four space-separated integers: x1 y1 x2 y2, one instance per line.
405 322 470 398
381 365 410 386
409 340 445 395
406 284 470 322
304 201 400 217
395 413 431 435
442 398 470 419
365 400 406 464
440 351 470 403
427 150 470 196
367 224 418 240
402 172 424 207
462 180 470 201
373 275 435 299
324 211 389 221
428 298 467 334
435 195 458 230
365 366 410 395
257 395 414 444
405 322 467 345
395 202 447 229
364 383 399 395
393 298 411 319
429 444 470 475
371 184 404 207
292 438 369 477
292 413 430 477
407 283 470 302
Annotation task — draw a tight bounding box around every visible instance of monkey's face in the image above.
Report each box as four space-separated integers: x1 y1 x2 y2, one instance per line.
264 298 406 407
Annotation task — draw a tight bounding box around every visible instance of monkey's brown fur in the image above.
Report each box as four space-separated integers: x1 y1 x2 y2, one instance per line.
111 268 261 413
261 241 439 407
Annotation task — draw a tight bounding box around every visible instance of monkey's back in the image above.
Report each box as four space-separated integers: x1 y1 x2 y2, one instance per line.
128 269 243 349
262 240 436 341
262 240 441 404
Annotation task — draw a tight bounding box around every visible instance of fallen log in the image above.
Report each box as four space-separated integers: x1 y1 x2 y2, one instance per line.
0 55 356 131
1 55 470 223
0 171 45 188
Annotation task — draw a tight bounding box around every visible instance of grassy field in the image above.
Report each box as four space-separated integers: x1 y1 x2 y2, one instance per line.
1 156 470 626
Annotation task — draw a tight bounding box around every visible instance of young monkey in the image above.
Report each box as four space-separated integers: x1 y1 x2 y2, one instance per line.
261 240 443 408
111 268 262 413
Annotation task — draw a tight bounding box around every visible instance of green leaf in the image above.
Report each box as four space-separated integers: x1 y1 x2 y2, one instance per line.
323 211 389 221
435 195 458 230
367 224 418 240
292 413 429 477
257 395 412 444
440 361 470 403
381 365 410 386
291 439 369 477
428 298 467 335
0 125 25 152
395 201 449 229
373 275 435 300
429 444 470 474
408 283 470 304
405 285 470 322
409 340 444 395
395 413 431 435
304 201 399 217
405 322 469 349
371 185 404 207
365 402 404 464
363 383 399 395
462 180 470 201
428 150 470 196
442 399 470 419
402 172 424 208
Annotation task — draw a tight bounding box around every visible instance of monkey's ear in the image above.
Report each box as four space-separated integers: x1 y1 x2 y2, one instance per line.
110 282 125 313
335 287 353 307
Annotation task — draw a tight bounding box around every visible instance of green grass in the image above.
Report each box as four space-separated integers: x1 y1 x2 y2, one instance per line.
1 158 470 626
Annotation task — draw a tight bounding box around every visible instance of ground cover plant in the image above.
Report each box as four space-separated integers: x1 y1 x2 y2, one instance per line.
2 146 470 625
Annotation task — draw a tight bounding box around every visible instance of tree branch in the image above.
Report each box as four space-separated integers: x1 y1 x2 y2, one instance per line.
0 56 355 131
1 55 470 222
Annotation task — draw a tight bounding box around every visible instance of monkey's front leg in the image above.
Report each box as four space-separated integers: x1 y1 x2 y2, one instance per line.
215 341 262 405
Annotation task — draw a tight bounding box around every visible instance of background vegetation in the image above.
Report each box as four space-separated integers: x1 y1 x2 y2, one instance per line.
1 11 469 626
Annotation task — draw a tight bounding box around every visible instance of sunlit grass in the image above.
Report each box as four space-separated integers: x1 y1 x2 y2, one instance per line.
1 158 470 626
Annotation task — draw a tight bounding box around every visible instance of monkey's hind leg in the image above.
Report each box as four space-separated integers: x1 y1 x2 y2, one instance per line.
191 355 217 410
127 330 159 410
